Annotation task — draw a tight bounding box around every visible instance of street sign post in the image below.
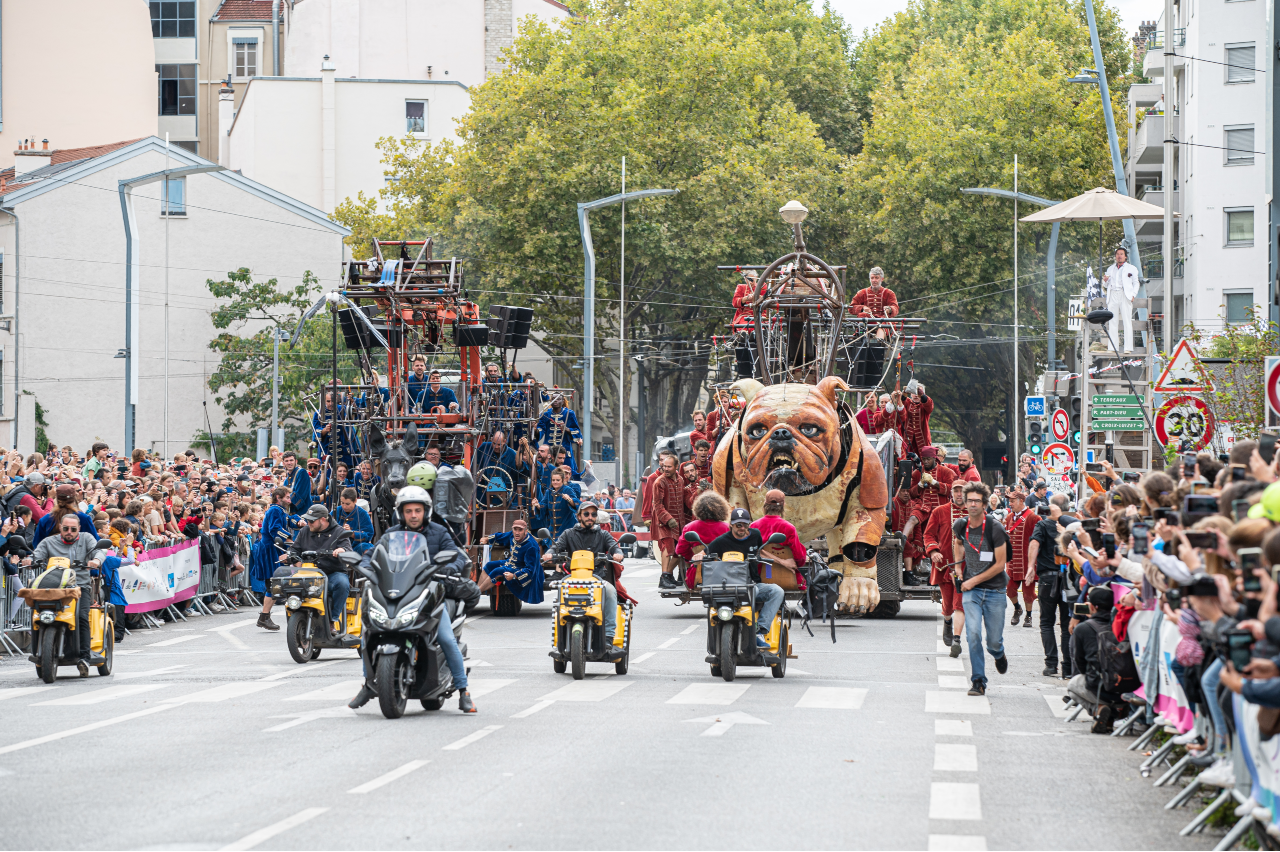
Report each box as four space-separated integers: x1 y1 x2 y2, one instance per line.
1042 442 1075 474
1154 339 1212 393
1024 396 1046 417
1154 394 1216 451
1089 394 1143 431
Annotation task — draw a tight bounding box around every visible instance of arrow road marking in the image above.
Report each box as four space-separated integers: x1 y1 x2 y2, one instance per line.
684 711 770 737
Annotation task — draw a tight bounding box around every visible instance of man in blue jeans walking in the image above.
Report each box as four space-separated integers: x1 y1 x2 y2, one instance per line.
952 482 1011 696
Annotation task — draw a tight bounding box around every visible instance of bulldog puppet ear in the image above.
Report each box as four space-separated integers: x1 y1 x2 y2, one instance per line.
815 375 850 405
730 379 765 405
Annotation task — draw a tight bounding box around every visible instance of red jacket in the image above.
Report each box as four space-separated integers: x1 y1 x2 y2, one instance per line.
924 500 967 584
850 286 899 318
640 471 658 522
751 516 807 567
958 465 981 482
651 473 687 541
908 465 956 524
901 393 933 454
732 282 755 328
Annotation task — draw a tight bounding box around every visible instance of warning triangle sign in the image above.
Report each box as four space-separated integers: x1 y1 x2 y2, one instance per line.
1154 339 1212 393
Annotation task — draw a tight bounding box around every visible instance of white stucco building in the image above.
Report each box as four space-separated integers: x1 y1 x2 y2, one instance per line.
223 0 571 214
1127 0 1268 338
0 137 347 454
0 0 157 168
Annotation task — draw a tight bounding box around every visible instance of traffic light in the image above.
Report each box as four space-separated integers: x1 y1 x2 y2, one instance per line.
1027 419 1044 456
1068 397 1082 448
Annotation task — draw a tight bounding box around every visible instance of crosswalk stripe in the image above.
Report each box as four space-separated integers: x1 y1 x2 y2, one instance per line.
145 635 206 648
168 682 281 703
924 691 991 715
284 680 364 702
667 683 749 705
442 725 502 751
928 834 987 850
348 760 430 794
0 686 58 702
936 657 965 672
928 781 982 820
934 743 978 772
1042 693 1077 719
539 680 632 702
113 665 189 680
936 640 961 655
32 684 169 706
795 687 866 709
937 675 970 690
466 678 517 698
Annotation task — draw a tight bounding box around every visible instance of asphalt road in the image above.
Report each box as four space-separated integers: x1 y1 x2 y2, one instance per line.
0 557 1219 850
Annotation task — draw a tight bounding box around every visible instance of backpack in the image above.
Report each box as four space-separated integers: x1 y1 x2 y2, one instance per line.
1097 624 1141 694
2 484 31 515
34 562 76 590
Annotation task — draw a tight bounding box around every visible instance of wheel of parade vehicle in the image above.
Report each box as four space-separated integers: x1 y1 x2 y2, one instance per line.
719 623 737 682
770 623 787 679
286 611 315 664
38 627 58 684
376 653 409 719
96 629 114 676
614 630 630 676
491 591 523 617
569 623 586 680
869 600 901 619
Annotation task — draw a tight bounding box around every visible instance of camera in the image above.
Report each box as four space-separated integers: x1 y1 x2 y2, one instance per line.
1166 586 1183 608
1081 517 1101 532
1085 462 1104 473
1244 573 1263 593
1183 530 1218 549
1182 452 1198 473
1227 628 1256 671
1073 601 1092 618
1230 465 1248 483
1234 499 1251 523
1240 547 1263 576
1261 432 1277 465
1122 471 1141 483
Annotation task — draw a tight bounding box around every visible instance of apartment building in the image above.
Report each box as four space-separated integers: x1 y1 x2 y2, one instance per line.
1126 0 1268 339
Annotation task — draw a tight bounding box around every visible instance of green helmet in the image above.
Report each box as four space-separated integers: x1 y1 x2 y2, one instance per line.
406 461 438 492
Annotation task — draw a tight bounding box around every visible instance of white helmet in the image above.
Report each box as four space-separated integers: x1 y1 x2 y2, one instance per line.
394 485 433 514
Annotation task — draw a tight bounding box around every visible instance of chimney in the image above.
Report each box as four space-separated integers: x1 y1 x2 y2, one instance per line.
218 80 235 166
13 138 52 177
321 55 336 212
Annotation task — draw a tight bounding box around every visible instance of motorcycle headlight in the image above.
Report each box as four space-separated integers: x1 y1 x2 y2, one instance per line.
367 596 388 625
717 606 734 622
306 584 324 597
286 596 302 610
39 610 55 624
394 608 420 628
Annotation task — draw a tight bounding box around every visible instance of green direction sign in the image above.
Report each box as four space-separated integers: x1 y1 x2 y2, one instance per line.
1093 394 1141 406
1091 418 1146 431
1092 406 1144 418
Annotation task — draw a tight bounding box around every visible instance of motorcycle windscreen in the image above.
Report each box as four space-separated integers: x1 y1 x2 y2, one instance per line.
372 531 435 596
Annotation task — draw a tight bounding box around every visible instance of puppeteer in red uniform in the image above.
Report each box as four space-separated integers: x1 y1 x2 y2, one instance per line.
902 447 955 579
923 480 968 623
1002 487 1040 627
900 381 934 456
849 266 901 319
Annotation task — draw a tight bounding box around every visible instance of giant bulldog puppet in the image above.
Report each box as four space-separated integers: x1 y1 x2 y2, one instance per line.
712 376 888 613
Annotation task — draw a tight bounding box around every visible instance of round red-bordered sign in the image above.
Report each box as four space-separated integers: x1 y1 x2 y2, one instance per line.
1041 442 1075 474
1155 395 1215 451
1267 359 1280 424
1051 408 1070 441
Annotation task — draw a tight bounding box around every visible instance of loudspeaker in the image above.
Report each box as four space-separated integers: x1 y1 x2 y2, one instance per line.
509 307 533 349
455 324 490 347
336 307 399 350
487 305 511 347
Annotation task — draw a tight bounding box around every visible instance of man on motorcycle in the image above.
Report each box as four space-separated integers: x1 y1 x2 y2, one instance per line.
286 505 355 639
543 501 625 661
28 514 104 676
348 486 476 713
702 508 786 650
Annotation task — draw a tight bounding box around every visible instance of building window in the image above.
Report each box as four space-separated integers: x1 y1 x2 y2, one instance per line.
157 64 196 116
1225 292 1254 323
150 1 195 38
234 38 259 78
1226 208 1254 245
162 177 186 216
1225 126 1255 165
1226 44 1256 83
406 100 427 135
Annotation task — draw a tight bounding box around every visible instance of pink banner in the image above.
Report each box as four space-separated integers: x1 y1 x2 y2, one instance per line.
120 539 202 613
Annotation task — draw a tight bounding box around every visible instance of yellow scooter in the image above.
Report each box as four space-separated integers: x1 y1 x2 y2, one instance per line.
550 534 637 679
271 550 364 663
22 551 114 683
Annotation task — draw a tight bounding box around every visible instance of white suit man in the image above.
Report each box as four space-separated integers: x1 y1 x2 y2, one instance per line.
1102 247 1141 353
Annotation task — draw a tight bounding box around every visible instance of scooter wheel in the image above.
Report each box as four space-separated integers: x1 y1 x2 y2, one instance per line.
286 612 314 664
38 627 57 684
376 653 409 719
569 623 586 680
97 629 114 676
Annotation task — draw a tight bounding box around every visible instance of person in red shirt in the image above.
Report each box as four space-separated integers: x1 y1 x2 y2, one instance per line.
904 447 955 581
873 392 901 435
1002 487 1040 628
849 267 900 340
750 489 807 589
691 440 712 483
676 491 731 589
14 471 53 522
689 410 708 449
857 393 881 436
900 381 933 456
703 407 722 446
731 272 759 330
924 481 968 654
956 448 982 482
652 454 689 590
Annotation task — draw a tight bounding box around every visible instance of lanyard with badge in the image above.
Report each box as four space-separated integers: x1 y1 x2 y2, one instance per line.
964 517 995 565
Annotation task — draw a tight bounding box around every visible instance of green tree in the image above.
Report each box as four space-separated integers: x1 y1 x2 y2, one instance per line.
204 268 361 450
836 0 1132 462
334 0 857 471
1184 306 1279 440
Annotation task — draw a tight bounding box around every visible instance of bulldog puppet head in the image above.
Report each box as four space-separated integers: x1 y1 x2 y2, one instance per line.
733 376 848 496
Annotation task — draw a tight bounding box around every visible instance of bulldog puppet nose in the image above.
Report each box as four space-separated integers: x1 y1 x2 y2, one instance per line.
770 426 794 442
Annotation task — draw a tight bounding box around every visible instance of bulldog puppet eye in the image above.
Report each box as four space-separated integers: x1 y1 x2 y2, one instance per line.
747 423 768 440
799 423 821 437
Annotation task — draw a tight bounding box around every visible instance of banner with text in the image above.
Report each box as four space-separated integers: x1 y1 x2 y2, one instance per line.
1128 609 1195 732
119 539 201 613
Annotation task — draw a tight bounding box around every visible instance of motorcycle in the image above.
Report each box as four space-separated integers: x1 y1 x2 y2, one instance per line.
23 541 115 683
683 530 790 682
548 533 637 679
356 532 468 719
271 549 364 663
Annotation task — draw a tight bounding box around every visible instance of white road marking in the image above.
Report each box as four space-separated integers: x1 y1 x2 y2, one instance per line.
348 759 430 794
113 665 189 680
630 652 656 665
284 680 365 701
0 686 58 702
469 660 493 667
934 743 978 772
206 618 260 650
219 807 329 851
928 834 988 850
936 641 961 655
510 700 555 719
937 675 971 690
1041 693 1079 719
928 781 982 820
32 684 169 706
145 634 206 647
259 659 349 681
935 720 973 737
684 711 769 737
656 637 680 649
466 678 517 698
0 703 175 755
442 725 502 751
624 568 659 579
667 683 749 705
936 657 965 672
680 624 700 635
937 624 943 636
925 691 991 715
795 687 866 710
539 680 633 702
168 682 281 703
263 705 355 731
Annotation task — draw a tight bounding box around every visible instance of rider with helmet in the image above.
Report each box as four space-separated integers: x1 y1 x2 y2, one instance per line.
543 501 625 661
348 482 477 713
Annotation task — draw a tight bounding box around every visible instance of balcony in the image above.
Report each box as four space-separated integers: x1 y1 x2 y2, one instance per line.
1147 28 1186 49
1144 32 1186 78
1132 113 1167 166
1135 187 1179 236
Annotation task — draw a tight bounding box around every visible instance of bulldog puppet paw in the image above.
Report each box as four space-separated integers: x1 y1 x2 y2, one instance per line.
837 575 881 615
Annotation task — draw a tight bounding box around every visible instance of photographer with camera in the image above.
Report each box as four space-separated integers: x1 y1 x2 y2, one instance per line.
1067 585 1135 734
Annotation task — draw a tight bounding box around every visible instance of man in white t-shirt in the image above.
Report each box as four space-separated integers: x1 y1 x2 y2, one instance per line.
1101 247 1141 353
